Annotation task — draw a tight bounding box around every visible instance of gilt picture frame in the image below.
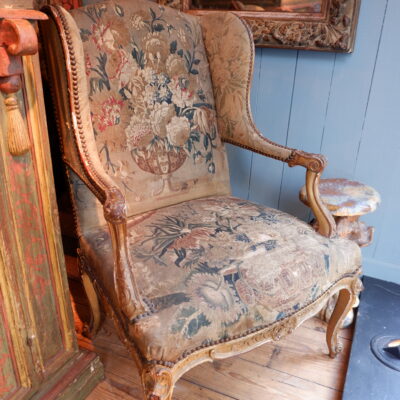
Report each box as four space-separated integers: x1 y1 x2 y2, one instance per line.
159 0 361 53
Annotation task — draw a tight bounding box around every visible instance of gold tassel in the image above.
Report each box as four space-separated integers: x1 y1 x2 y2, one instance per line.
5 95 31 156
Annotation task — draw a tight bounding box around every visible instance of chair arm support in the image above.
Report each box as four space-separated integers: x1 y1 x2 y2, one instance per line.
103 186 128 223
286 149 336 238
107 219 149 321
42 5 148 321
103 189 148 319
225 138 336 238
103 187 149 320
66 166 148 321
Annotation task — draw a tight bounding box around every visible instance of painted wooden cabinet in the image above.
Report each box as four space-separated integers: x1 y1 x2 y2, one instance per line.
0 5 103 399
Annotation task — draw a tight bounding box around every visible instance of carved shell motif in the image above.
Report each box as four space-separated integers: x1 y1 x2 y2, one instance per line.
271 316 298 341
142 365 173 400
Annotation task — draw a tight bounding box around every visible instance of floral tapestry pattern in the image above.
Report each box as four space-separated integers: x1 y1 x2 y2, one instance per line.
200 13 293 161
70 0 230 217
84 196 361 362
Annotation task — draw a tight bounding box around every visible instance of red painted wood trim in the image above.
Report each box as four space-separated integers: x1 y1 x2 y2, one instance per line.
0 9 48 20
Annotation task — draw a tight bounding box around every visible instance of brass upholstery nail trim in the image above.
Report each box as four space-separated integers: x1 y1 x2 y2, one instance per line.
84 260 360 366
49 5 125 217
225 16 294 162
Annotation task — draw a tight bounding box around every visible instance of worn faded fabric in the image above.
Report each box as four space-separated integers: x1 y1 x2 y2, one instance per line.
69 0 230 221
82 196 361 362
200 13 293 161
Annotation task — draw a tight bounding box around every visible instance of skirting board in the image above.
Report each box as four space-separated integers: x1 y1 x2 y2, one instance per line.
363 257 400 285
31 351 104 400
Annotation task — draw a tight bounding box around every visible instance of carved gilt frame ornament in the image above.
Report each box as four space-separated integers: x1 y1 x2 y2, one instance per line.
161 0 361 53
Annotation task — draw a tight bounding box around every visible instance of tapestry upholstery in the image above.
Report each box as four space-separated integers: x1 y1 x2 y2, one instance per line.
69 169 107 233
67 0 230 228
81 196 361 363
200 13 293 162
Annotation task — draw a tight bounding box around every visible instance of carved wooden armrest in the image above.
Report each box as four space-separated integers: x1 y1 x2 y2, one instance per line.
67 165 149 322
287 150 336 238
103 189 149 321
225 133 336 238
41 5 148 321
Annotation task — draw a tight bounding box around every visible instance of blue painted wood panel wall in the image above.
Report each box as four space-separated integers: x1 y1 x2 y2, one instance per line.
227 0 400 283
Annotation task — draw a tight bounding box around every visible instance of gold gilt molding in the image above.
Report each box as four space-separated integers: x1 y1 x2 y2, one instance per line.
244 0 361 52
161 0 361 53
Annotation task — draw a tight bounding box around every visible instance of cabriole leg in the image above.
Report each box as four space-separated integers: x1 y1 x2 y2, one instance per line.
141 365 174 400
326 287 356 358
81 272 103 337
78 249 104 337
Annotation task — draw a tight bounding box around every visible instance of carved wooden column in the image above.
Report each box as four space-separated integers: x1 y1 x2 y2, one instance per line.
0 9 43 156
0 5 104 399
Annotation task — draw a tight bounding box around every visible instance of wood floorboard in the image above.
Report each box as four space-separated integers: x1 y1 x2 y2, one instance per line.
238 320 351 391
80 316 350 400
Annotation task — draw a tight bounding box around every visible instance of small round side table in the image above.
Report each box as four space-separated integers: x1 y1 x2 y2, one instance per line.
299 178 381 325
300 178 381 247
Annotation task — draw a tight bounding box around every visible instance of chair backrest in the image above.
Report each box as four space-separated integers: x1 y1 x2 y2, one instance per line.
42 0 231 235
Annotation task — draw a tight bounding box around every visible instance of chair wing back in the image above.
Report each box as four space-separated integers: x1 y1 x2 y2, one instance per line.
200 13 292 161
42 0 230 234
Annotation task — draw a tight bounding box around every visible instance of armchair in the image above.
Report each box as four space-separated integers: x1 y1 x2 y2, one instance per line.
39 1 362 399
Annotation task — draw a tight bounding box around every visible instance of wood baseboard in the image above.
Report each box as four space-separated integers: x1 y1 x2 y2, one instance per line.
32 351 104 400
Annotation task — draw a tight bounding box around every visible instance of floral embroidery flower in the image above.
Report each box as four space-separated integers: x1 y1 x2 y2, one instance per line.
144 32 169 65
85 54 92 76
126 116 153 148
91 22 114 51
157 85 171 103
96 96 124 132
150 102 175 138
169 227 210 249
76 2 225 193
194 107 215 134
186 273 244 325
168 77 194 108
106 49 129 84
142 67 156 83
166 54 187 77
143 83 158 108
131 14 146 30
177 28 188 47
166 116 191 147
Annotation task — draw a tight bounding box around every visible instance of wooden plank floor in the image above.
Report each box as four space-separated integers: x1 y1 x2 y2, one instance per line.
71 280 353 400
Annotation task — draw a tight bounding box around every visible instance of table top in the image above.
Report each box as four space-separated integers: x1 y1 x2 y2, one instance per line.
300 178 381 217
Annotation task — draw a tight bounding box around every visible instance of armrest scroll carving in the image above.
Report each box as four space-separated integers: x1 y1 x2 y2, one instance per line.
288 150 336 238
103 187 127 224
287 150 327 173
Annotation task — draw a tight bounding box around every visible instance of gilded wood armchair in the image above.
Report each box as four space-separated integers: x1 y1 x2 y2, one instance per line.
40 1 362 398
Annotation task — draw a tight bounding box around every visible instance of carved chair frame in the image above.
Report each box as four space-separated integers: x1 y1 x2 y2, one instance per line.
162 0 361 52
40 4 362 399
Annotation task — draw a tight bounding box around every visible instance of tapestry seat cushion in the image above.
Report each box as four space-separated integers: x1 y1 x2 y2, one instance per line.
81 196 361 363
